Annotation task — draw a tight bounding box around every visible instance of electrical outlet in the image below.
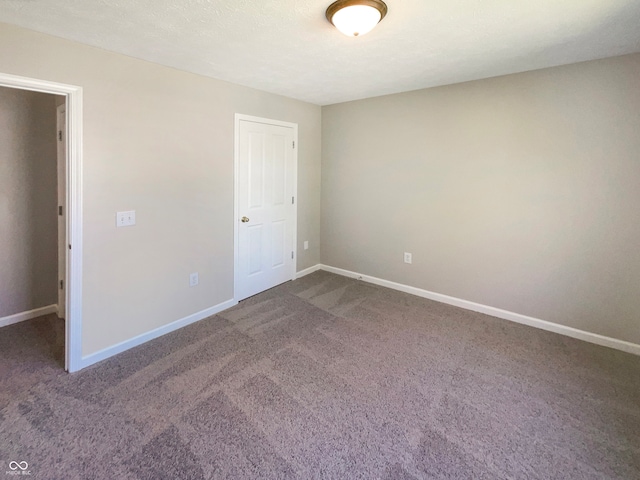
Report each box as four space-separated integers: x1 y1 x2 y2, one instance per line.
304 241 309 250
404 252 412 264
189 272 199 287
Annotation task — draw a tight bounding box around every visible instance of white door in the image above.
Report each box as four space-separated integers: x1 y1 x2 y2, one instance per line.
56 104 66 318
236 117 297 301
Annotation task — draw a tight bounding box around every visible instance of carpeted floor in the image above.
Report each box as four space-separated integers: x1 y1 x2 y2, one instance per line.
1 271 639 479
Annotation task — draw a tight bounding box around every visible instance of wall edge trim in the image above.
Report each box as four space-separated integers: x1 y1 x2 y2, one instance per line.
319 264 640 356
296 264 322 278
0 304 58 328
79 299 237 370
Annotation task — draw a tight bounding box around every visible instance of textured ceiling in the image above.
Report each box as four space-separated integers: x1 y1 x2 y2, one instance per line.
1 0 639 105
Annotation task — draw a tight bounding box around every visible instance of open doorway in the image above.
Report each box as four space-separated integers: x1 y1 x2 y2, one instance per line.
0 73 83 372
0 87 65 368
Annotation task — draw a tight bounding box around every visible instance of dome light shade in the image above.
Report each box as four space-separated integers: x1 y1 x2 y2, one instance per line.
326 0 388 37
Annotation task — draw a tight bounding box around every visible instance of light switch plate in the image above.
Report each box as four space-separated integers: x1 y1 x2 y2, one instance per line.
304 241 309 250
116 210 136 227
190 272 199 287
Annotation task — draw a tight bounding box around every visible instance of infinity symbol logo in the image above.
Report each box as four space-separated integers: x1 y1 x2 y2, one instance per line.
9 461 28 471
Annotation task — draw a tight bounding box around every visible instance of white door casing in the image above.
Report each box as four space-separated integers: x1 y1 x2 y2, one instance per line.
235 115 297 301
56 104 66 319
0 72 83 372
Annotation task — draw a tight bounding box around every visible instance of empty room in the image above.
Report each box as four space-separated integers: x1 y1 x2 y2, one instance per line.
1 1 639 478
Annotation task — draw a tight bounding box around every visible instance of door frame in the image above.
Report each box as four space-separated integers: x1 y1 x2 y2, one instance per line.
233 114 298 302
0 73 84 373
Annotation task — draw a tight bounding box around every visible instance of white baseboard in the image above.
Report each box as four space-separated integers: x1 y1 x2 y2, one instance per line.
319 264 640 356
72 262 640 370
0 304 58 328
80 299 237 370
296 264 322 279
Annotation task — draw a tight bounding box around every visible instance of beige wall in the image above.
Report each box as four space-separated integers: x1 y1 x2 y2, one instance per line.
322 53 640 345
0 88 59 317
0 23 322 356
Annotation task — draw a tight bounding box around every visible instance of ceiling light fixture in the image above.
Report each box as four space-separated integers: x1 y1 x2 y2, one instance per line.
326 0 388 37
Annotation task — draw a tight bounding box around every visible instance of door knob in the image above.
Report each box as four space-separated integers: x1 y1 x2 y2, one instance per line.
241 216 250 223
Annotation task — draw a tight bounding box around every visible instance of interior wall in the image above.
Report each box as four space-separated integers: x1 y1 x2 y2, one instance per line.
0 87 58 318
321 53 640 346
0 23 322 356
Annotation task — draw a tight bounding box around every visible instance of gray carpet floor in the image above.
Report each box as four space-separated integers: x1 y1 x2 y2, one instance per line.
1 271 639 479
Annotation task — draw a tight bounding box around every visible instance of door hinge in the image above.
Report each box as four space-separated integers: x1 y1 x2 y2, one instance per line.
68 244 71 250
58 130 63 141
60 279 64 290
292 196 294 205
292 141 295 149
291 251 294 259
59 206 63 216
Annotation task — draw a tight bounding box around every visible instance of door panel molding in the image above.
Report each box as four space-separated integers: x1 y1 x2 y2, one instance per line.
234 114 298 302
